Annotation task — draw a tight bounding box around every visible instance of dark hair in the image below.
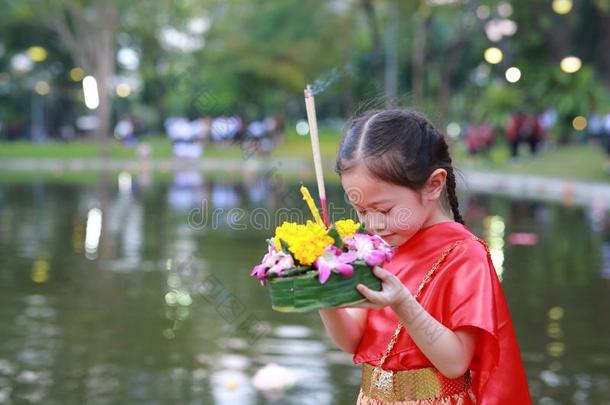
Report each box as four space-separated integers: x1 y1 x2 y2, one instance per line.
335 108 464 225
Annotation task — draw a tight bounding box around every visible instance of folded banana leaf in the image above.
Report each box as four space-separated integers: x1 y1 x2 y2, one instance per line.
267 261 382 312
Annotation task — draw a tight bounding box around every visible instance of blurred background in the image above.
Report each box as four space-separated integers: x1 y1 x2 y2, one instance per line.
1 0 609 404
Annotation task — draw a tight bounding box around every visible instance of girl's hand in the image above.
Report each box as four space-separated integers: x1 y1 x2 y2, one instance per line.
351 266 410 310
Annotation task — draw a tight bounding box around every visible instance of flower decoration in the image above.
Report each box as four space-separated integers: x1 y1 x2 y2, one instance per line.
273 220 333 266
251 245 294 286
334 219 360 240
314 245 358 283
343 233 394 266
252 218 393 285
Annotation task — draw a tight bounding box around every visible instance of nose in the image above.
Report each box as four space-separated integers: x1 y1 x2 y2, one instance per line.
363 212 387 234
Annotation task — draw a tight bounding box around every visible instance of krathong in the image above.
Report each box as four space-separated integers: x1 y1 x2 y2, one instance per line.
250 186 393 312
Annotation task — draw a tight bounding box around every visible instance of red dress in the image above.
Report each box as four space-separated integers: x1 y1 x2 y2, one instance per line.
354 221 532 404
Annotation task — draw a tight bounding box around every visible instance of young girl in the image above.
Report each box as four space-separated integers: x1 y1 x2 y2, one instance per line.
319 109 532 404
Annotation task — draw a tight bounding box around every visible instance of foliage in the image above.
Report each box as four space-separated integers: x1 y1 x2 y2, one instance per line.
0 0 609 142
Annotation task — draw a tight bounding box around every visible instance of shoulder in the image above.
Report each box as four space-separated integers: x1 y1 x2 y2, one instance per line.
458 236 490 259
441 236 494 279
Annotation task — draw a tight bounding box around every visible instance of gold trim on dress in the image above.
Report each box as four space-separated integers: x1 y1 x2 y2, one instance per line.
360 363 472 402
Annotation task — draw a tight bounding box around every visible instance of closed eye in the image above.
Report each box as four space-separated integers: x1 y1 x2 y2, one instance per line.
376 207 393 215
356 207 392 215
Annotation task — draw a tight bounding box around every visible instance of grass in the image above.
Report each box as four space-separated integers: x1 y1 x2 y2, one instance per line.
452 140 609 182
0 128 340 161
1 130 609 183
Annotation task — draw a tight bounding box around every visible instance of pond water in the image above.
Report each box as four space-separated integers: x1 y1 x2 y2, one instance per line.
0 170 609 404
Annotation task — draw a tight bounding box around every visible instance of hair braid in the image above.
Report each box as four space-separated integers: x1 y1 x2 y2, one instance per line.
445 166 465 225
423 119 466 226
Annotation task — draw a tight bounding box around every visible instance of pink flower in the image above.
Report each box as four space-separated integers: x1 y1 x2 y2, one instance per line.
251 245 295 286
314 245 358 284
343 233 393 266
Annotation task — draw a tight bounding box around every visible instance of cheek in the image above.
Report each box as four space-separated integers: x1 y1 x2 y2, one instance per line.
387 206 424 232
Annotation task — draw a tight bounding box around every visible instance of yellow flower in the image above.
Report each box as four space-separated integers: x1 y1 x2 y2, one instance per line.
334 219 361 240
274 221 333 266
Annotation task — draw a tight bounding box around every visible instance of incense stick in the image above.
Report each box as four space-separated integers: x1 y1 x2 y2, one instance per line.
300 185 325 228
304 84 329 228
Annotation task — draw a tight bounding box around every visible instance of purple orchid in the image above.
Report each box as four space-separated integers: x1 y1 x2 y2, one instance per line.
343 233 394 266
251 245 295 286
314 245 358 284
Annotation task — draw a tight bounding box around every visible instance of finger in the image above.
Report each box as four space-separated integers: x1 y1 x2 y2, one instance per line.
357 283 384 302
372 266 394 281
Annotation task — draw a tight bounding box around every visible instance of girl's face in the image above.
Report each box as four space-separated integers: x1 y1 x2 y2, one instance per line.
340 163 446 248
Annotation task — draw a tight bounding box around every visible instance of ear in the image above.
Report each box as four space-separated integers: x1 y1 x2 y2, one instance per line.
423 168 447 201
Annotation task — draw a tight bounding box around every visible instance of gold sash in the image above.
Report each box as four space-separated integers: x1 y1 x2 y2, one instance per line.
360 363 473 402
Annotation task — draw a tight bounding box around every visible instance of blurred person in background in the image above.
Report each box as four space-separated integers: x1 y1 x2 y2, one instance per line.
465 123 493 157
506 111 524 160
523 113 544 156
166 116 204 159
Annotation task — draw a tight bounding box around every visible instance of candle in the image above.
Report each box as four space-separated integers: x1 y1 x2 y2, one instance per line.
300 185 325 228
304 84 329 227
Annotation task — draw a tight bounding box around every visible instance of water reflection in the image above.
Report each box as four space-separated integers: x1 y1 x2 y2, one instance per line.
0 172 608 404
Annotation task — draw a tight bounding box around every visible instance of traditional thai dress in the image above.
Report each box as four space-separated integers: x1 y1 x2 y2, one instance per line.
354 221 532 404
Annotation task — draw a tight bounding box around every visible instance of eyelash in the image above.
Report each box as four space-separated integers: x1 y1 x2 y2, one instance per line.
357 207 391 215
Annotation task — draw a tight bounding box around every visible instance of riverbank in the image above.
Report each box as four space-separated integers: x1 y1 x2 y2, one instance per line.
2 133 610 210
1 156 610 213
1 134 607 182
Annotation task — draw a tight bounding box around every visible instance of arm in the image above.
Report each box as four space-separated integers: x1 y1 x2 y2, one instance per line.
318 307 368 354
354 266 479 379
390 293 478 378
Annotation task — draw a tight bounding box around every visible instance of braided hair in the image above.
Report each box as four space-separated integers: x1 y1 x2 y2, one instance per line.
335 108 464 225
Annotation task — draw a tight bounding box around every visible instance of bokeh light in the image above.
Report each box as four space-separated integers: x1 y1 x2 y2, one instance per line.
85 207 103 259
70 67 84 81
31 258 50 283
295 120 309 136
484 47 503 64
552 0 573 14
116 83 132 98
117 48 140 70
572 116 587 131
505 67 521 83
476 5 490 19
27 46 47 62
34 80 50 95
10 53 33 73
486 19 518 42
560 56 582 73
497 2 513 18
82 75 100 109
549 306 565 320
446 122 461 138
485 215 506 281
547 341 565 357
